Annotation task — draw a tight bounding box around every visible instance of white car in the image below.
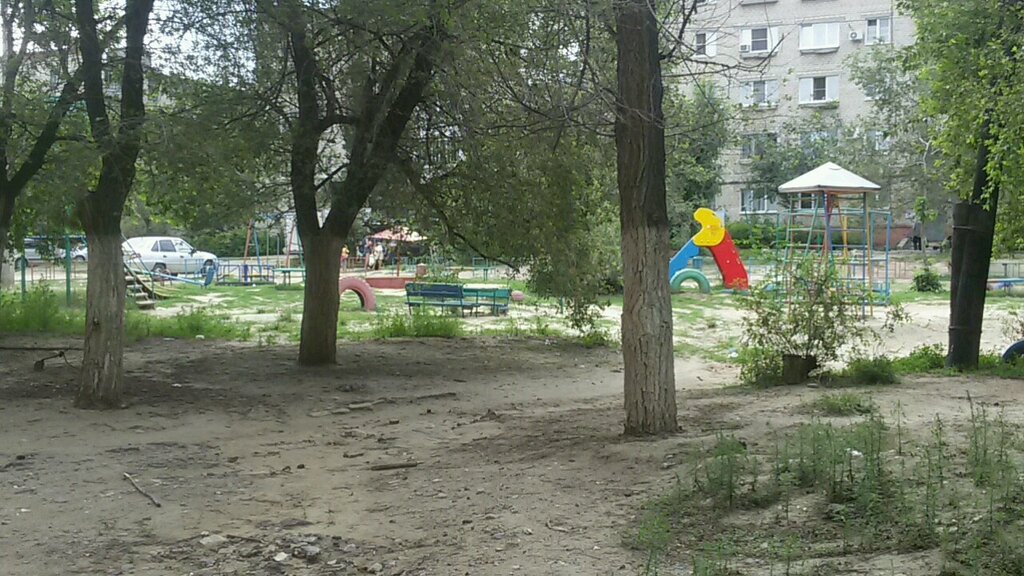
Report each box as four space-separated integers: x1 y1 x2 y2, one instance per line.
123 236 218 275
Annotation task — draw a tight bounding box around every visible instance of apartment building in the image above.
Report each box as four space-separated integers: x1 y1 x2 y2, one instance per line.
685 0 915 220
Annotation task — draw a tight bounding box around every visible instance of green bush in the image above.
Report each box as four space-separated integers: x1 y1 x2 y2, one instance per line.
0 287 81 334
372 311 463 339
891 344 946 374
728 220 779 249
739 258 870 386
841 357 898 385
737 346 783 387
912 266 942 292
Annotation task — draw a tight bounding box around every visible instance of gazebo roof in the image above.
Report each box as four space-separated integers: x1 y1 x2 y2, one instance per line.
778 162 881 194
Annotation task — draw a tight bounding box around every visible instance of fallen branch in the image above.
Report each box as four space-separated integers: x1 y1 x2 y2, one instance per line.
123 472 162 507
545 519 571 533
226 533 263 544
369 461 421 471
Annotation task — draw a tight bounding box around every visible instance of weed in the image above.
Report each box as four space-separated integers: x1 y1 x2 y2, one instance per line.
737 346 783 388
0 287 81 335
841 357 899 386
126 308 251 341
372 311 463 339
913 266 943 292
892 344 946 374
809 392 876 416
578 328 613 348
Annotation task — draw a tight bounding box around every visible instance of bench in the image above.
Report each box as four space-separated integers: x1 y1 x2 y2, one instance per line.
405 283 476 315
463 287 511 315
278 267 305 286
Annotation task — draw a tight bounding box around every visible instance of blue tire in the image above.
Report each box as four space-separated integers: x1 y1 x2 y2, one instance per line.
1002 340 1024 364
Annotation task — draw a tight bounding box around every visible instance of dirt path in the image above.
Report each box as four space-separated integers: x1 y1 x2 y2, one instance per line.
4 337 1020 575
0 338 736 575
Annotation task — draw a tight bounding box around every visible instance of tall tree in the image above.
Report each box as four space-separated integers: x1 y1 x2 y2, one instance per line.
74 0 155 407
269 0 443 364
615 0 677 434
0 0 81 283
902 0 1024 368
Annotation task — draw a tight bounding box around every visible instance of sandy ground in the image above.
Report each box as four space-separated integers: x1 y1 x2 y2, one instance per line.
0 337 734 576
1 331 1022 576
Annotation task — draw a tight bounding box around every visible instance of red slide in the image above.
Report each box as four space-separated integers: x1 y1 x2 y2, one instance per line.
707 232 749 290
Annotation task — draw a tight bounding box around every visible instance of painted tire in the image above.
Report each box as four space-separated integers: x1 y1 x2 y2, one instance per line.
338 277 377 312
671 269 711 294
1002 339 1024 364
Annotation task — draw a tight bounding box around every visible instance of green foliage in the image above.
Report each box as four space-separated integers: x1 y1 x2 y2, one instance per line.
726 219 778 249
0 287 250 341
126 308 251 341
903 0 1024 252
739 258 870 386
841 357 899 386
665 85 731 248
892 344 947 374
913 266 943 292
372 311 463 339
809 392 876 416
737 346 783 388
0 287 81 335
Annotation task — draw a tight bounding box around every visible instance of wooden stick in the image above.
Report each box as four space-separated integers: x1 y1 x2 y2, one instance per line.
369 461 421 471
123 472 162 507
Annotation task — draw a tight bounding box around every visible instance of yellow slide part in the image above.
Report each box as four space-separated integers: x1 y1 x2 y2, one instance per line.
692 208 726 247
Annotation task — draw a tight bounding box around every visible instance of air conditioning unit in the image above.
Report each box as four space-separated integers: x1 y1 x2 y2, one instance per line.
849 31 863 41
739 44 751 53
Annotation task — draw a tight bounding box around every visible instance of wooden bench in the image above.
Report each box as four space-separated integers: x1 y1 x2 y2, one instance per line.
405 283 476 315
463 287 511 315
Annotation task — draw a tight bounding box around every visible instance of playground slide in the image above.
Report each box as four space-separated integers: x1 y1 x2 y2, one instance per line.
669 208 750 292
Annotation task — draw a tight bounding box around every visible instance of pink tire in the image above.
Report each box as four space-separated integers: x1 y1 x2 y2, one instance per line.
338 277 377 312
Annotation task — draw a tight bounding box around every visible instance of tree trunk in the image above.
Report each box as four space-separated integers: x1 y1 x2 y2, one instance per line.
76 231 127 408
947 120 998 370
615 0 678 435
0 221 10 290
298 233 343 365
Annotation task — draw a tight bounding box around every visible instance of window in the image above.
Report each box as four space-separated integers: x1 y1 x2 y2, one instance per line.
695 32 717 57
798 75 839 104
741 79 779 106
751 28 768 52
799 22 840 52
741 27 776 54
740 133 775 160
866 17 891 44
741 190 773 214
158 240 176 252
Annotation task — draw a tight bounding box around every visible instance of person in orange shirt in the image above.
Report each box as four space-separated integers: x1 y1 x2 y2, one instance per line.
341 245 349 271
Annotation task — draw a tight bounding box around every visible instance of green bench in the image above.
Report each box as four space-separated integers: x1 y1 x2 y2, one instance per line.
463 286 511 315
405 283 511 316
405 283 476 316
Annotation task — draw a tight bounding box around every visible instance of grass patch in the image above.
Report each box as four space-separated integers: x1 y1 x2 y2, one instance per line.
126 308 251 341
892 344 947 374
633 403 1024 575
372 310 464 339
807 392 876 416
838 357 899 386
0 288 82 335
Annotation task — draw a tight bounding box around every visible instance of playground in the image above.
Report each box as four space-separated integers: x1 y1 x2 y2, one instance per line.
6 167 1024 575
2 310 1024 575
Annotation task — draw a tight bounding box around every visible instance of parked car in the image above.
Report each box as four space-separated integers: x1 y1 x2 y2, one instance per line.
12 237 46 268
123 236 218 275
11 236 88 268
